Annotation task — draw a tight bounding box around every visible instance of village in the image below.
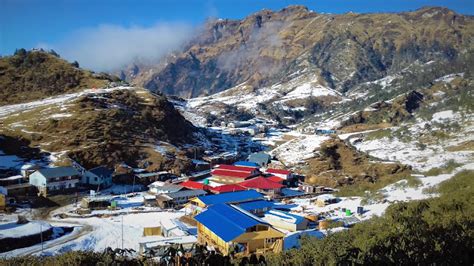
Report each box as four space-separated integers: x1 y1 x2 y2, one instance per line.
0 140 367 260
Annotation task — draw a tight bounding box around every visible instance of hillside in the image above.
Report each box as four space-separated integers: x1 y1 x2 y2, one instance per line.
0 49 120 106
0 87 200 172
131 6 473 99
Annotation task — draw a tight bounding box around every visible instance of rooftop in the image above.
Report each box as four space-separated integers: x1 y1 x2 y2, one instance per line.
239 176 284 190
197 189 263 206
211 169 253 179
210 184 246 194
180 180 211 190
233 161 260 167
216 164 258 173
237 200 274 212
266 168 291 175
88 166 113 177
34 167 80 179
164 189 207 200
194 203 264 242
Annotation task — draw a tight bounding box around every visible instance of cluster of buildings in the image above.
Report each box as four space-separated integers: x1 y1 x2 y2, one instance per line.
0 163 115 209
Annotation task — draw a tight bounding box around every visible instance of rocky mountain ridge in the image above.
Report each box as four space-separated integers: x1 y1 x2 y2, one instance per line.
127 6 473 99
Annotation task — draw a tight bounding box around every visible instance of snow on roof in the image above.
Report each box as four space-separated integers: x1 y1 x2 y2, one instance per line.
266 168 291 175
263 210 306 225
1 175 24 181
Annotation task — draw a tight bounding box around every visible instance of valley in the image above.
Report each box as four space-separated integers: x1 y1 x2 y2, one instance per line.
1 4 473 265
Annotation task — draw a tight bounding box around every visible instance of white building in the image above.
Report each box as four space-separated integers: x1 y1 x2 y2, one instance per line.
83 166 113 188
29 167 81 196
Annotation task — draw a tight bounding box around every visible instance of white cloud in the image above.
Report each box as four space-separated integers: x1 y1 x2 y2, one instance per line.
37 22 194 71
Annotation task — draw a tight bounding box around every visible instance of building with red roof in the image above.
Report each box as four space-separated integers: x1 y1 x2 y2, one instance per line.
265 168 292 180
210 184 247 194
267 175 285 184
180 180 211 191
216 164 259 173
239 176 284 197
211 169 257 184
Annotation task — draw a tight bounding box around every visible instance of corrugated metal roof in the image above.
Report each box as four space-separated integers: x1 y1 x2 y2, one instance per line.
210 184 246 193
88 166 113 177
211 169 253 179
180 180 211 190
266 168 291 175
36 167 80 179
248 153 271 164
237 200 274 211
166 189 207 199
239 176 284 190
198 189 263 206
216 164 258 172
233 161 260 167
194 203 261 242
263 210 306 225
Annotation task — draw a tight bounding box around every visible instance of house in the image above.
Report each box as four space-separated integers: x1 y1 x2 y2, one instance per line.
247 153 272 167
195 203 284 255
300 183 325 194
156 189 207 209
265 168 292 180
0 175 32 197
160 218 189 237
209 184 246 194
315 194 338 207
189 190 264 210
236 200 274 217
180 180 211 191
83 166 113 188
135 171 176 184
262 210 308 232
211 165 260 184
239 176 284 197
148 182 184 194
80 195 112 210
233 161 260 168
29 167 81 196
138 235 197 256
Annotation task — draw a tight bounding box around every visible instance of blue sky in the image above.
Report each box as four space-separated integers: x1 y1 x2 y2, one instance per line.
1 0 473 70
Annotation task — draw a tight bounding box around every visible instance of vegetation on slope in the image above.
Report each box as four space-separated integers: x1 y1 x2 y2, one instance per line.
305 138 412 195
0 49 119 106
268 170 474 265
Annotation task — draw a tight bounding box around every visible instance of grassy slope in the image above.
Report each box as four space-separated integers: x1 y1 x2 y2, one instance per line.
0 50 117 106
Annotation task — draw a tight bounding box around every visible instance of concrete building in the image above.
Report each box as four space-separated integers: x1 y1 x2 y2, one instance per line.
83 166 113 188
29 167 81 196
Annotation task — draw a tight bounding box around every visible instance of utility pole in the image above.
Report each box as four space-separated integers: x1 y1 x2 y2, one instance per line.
40 223 44 255
121 215 124 250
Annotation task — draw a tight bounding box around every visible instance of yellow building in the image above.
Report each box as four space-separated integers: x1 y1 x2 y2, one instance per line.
194 203 284 256
0 194 5 211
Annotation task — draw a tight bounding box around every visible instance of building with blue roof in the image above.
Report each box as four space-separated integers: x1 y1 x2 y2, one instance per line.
237 200 274 216
234 161 260 168
194 203 285 255
189 189 264 209
262 209 308 232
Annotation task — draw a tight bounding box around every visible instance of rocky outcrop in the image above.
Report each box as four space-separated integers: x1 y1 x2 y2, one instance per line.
132 6 474 98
